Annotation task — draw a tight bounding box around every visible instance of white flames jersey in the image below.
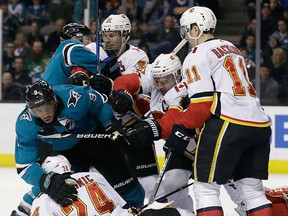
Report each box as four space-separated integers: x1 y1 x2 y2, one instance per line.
30 172 132 216
86 43 149 75
183 39 270 127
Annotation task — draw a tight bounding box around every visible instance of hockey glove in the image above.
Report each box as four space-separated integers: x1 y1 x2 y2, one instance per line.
67 68 90 86
39 172 78 206
140 208 181 216
111 89 133 115
163 124 195 154
90 74 113 97
124 119 161 148
100 56 121 80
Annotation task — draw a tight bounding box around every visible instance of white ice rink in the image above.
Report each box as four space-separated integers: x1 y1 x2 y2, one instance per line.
0 168 287 216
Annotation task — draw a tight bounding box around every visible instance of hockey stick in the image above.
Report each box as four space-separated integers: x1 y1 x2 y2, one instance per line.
38 131 122 140
171 38 187 54
95 0 100 74
147 148 173 205
137 181 194 212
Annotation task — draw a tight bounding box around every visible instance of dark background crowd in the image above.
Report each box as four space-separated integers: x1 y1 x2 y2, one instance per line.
1 0 288 105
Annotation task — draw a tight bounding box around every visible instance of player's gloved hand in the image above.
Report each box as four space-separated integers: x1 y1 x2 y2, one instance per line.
111 89 133 115
67 67 90 86
163 124 195 154
124 119 161 148
90 74 113 96
100 57 121 80
39 172 78 206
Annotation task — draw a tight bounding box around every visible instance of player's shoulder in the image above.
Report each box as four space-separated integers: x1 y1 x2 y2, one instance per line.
126 44 148 58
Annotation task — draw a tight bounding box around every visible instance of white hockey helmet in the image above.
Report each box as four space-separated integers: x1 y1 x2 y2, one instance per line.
152 53 182 80
42 155 71 174
180 6 217 39
101 14 131 33
101 14 131 56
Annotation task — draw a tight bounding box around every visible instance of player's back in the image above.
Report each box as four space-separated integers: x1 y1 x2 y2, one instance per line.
30 172 130 216
183 39 270 126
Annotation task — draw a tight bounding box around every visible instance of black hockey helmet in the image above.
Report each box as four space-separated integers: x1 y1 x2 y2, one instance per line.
60 23 92 42
25 80 55 109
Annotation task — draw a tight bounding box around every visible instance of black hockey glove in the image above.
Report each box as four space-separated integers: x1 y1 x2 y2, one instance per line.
140 208 181 216
90 74 113 97
67 67 90 86
100 56 121 80
111 89 133 115
124 119 161 148
163 124 195 154
39 172 78 206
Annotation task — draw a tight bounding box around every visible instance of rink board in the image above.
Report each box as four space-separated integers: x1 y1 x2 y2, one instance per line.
0 104 288 173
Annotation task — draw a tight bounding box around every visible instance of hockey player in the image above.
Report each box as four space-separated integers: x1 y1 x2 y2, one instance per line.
86 14 149 75
103 53 245 215
85 13 158 200
161 6 272 216
12 80 144 216
31 155 195 216
42 23 97 86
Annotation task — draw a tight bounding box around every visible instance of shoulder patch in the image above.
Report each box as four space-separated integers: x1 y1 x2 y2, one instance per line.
20 110 32 121
136 60 148 74
67 90 81 108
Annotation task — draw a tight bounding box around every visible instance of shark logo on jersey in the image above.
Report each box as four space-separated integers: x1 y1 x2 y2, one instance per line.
67 90 81 108
58 117 75 130
20 110 32 121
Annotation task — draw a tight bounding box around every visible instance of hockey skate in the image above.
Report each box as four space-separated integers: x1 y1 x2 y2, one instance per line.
234 202 246 216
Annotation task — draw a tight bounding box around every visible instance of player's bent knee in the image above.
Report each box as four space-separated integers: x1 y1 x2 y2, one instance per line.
236 178 271 210
194 181 221 209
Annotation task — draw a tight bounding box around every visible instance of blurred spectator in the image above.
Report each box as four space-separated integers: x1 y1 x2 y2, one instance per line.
241 49 256 80
3 42 16 72
90 20 97 40
273 19 288 52
240 33 256 63
13 32 31 58
150 15 183 61
126 0 144 23
261 3 277 50
138 42 151 62
196 0 224 19
26 20 45 46
72 0 96 23
239 18 256 48
1 71 25 101
26 0 48 25
271 47 288 103
8 0 25 24
129 19 147 46
102 0 116 19
263 32 282 65
251 63 280 105
269 0 284 20
47 0 73 23
10 57 32 87
1 2 20 43
244 0 256 22
25 40 48 82
167 0 189 24
45 18 65 56
142 0 168 35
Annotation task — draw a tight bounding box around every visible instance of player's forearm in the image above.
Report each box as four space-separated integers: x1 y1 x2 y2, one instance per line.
181 101 212 129
19 163 45 188
114 73 141 95
158 107 184 139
